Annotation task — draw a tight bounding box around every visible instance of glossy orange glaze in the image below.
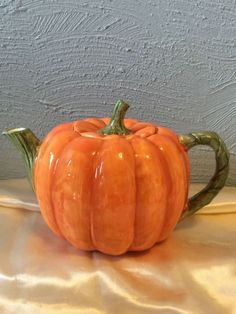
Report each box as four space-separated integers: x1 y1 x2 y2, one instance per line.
92 136 136 255
148 134 187 241
34 118 190 255
129 137 167 251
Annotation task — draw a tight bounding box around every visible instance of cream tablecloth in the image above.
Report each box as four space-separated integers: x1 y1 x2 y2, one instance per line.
0 179 236 314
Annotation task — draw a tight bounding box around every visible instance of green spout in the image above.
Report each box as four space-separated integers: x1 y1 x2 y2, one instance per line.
2 128 40 190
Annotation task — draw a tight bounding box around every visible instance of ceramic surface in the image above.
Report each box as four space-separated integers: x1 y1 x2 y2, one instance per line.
3 100 230 255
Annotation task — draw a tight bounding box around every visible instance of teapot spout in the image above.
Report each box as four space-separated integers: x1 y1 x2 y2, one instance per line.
2 128 40 190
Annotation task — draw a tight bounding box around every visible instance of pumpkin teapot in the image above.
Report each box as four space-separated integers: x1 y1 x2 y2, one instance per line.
3 100 229 255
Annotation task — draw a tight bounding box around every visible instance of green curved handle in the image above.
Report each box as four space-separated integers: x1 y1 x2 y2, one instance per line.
179 131 230 220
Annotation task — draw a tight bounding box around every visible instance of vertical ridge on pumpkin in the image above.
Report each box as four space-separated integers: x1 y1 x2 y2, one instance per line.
34 123 73 192
90 139 105 250
148 134 187 241
129 137 167 251
128 138 138 251
35 129 77 237
175 139 191 213
150 130 190 214
91 137 136 255
51 137 102 251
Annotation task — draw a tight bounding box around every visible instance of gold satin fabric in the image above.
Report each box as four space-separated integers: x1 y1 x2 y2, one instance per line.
0 179 236 314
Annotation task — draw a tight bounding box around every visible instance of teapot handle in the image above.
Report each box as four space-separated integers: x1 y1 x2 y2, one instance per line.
178 131 230 220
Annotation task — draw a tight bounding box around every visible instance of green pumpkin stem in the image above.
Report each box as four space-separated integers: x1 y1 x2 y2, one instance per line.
100 100 131 135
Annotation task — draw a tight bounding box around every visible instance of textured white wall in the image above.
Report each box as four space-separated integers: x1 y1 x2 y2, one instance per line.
0 0 235 185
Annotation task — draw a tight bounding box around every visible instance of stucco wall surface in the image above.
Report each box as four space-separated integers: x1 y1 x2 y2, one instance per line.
0 0 235 184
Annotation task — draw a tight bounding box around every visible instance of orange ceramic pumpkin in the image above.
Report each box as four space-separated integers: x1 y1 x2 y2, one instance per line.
34 100 190 255
4 100 229 255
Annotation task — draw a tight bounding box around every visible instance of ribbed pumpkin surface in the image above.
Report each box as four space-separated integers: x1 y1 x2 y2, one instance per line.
34 118 189 255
